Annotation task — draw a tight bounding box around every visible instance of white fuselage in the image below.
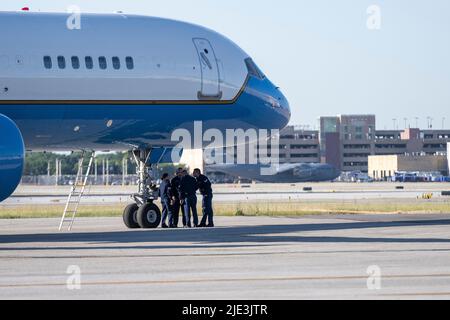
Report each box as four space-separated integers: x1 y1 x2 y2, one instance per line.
0 11 248 102
0 11 290 152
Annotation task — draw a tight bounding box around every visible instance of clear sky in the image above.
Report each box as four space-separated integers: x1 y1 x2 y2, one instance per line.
2 0 449 130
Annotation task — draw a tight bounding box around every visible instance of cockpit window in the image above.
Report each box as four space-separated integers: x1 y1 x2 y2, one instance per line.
245 58 265 80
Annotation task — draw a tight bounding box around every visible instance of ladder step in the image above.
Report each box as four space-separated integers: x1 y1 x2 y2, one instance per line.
59 152 95 230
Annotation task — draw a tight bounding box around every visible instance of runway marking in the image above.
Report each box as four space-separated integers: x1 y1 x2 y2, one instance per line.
382 292 450 297
2 247 450 260
1 273 450 289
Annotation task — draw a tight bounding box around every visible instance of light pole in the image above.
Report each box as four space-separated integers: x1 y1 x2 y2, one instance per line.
442 117 446 129
392 118 397 130
122 157 128 186
94 158 98 185
106 158 109 186
102 159 105 185
415 117 419 129
55 159 59 186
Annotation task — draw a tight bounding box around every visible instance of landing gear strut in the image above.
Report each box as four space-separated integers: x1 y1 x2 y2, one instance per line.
122 149 161 229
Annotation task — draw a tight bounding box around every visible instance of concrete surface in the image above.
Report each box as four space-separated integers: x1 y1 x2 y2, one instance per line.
5 182 450 205
1 215 450 300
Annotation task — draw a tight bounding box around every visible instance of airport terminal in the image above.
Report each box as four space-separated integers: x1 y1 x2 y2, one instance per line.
204 114 450 183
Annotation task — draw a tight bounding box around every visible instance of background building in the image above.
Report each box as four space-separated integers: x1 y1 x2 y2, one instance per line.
448 143 450 174
203 114 450 182
318 115 450 173
208 126 321 166
278 126 320 164
368 154 448 180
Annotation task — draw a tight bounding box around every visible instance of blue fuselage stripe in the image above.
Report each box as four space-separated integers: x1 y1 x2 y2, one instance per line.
0 77 290 151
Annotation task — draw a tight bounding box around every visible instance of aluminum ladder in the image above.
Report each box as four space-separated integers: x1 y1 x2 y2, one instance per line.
59 151 95 231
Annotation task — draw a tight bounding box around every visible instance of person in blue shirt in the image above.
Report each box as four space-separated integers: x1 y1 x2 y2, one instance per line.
159 173 172 228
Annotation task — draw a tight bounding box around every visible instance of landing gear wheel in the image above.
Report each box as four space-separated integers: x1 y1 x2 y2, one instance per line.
136 203 161 229
123 203 140 229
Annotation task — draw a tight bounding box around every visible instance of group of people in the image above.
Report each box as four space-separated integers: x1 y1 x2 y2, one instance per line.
158 168 214 228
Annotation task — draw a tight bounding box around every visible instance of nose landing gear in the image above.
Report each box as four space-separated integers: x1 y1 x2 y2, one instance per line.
136 203 161 229
122 148 161 229
122 203 139 229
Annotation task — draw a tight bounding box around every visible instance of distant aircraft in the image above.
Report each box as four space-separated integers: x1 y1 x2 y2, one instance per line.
0 11 290 228
207 163 341 183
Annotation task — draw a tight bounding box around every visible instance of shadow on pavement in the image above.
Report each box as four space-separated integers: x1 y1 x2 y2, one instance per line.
1 219 450 251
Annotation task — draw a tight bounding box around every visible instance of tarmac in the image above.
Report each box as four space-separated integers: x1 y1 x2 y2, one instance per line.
1 214 450 299
4 182 450 205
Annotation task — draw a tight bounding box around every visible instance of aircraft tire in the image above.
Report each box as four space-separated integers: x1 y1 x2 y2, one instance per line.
136 203 161 229
123 203 140 229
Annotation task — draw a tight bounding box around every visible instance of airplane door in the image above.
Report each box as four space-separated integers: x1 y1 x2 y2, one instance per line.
193 38 222 100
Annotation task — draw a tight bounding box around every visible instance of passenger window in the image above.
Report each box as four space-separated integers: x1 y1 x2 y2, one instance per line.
125 56 134 70
245 58 265 80
71 56 80 69
112 57 120 70
57 56 66 69
85 56 93 69
43 56 52 69
99 56 107 70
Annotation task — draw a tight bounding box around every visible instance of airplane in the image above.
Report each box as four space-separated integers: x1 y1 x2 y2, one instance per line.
0 11 290 229
207 163 340 183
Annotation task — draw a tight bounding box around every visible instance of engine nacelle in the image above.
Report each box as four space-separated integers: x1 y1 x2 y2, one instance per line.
0 114 25 202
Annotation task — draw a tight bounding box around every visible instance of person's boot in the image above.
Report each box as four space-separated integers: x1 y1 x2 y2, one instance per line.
161 224 169 229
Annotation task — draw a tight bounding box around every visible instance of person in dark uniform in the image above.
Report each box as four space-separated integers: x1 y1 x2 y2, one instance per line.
193 168 214 228
170 168 186 228
159 173 172 229
179 170 198 228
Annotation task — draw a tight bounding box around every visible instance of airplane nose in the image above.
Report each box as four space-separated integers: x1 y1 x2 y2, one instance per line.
276 89 291 125
323 165 340 181
243 73 291 130
331 166 341 179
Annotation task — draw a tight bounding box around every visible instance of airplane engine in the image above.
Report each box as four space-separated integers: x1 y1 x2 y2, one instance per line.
0 114 25 202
